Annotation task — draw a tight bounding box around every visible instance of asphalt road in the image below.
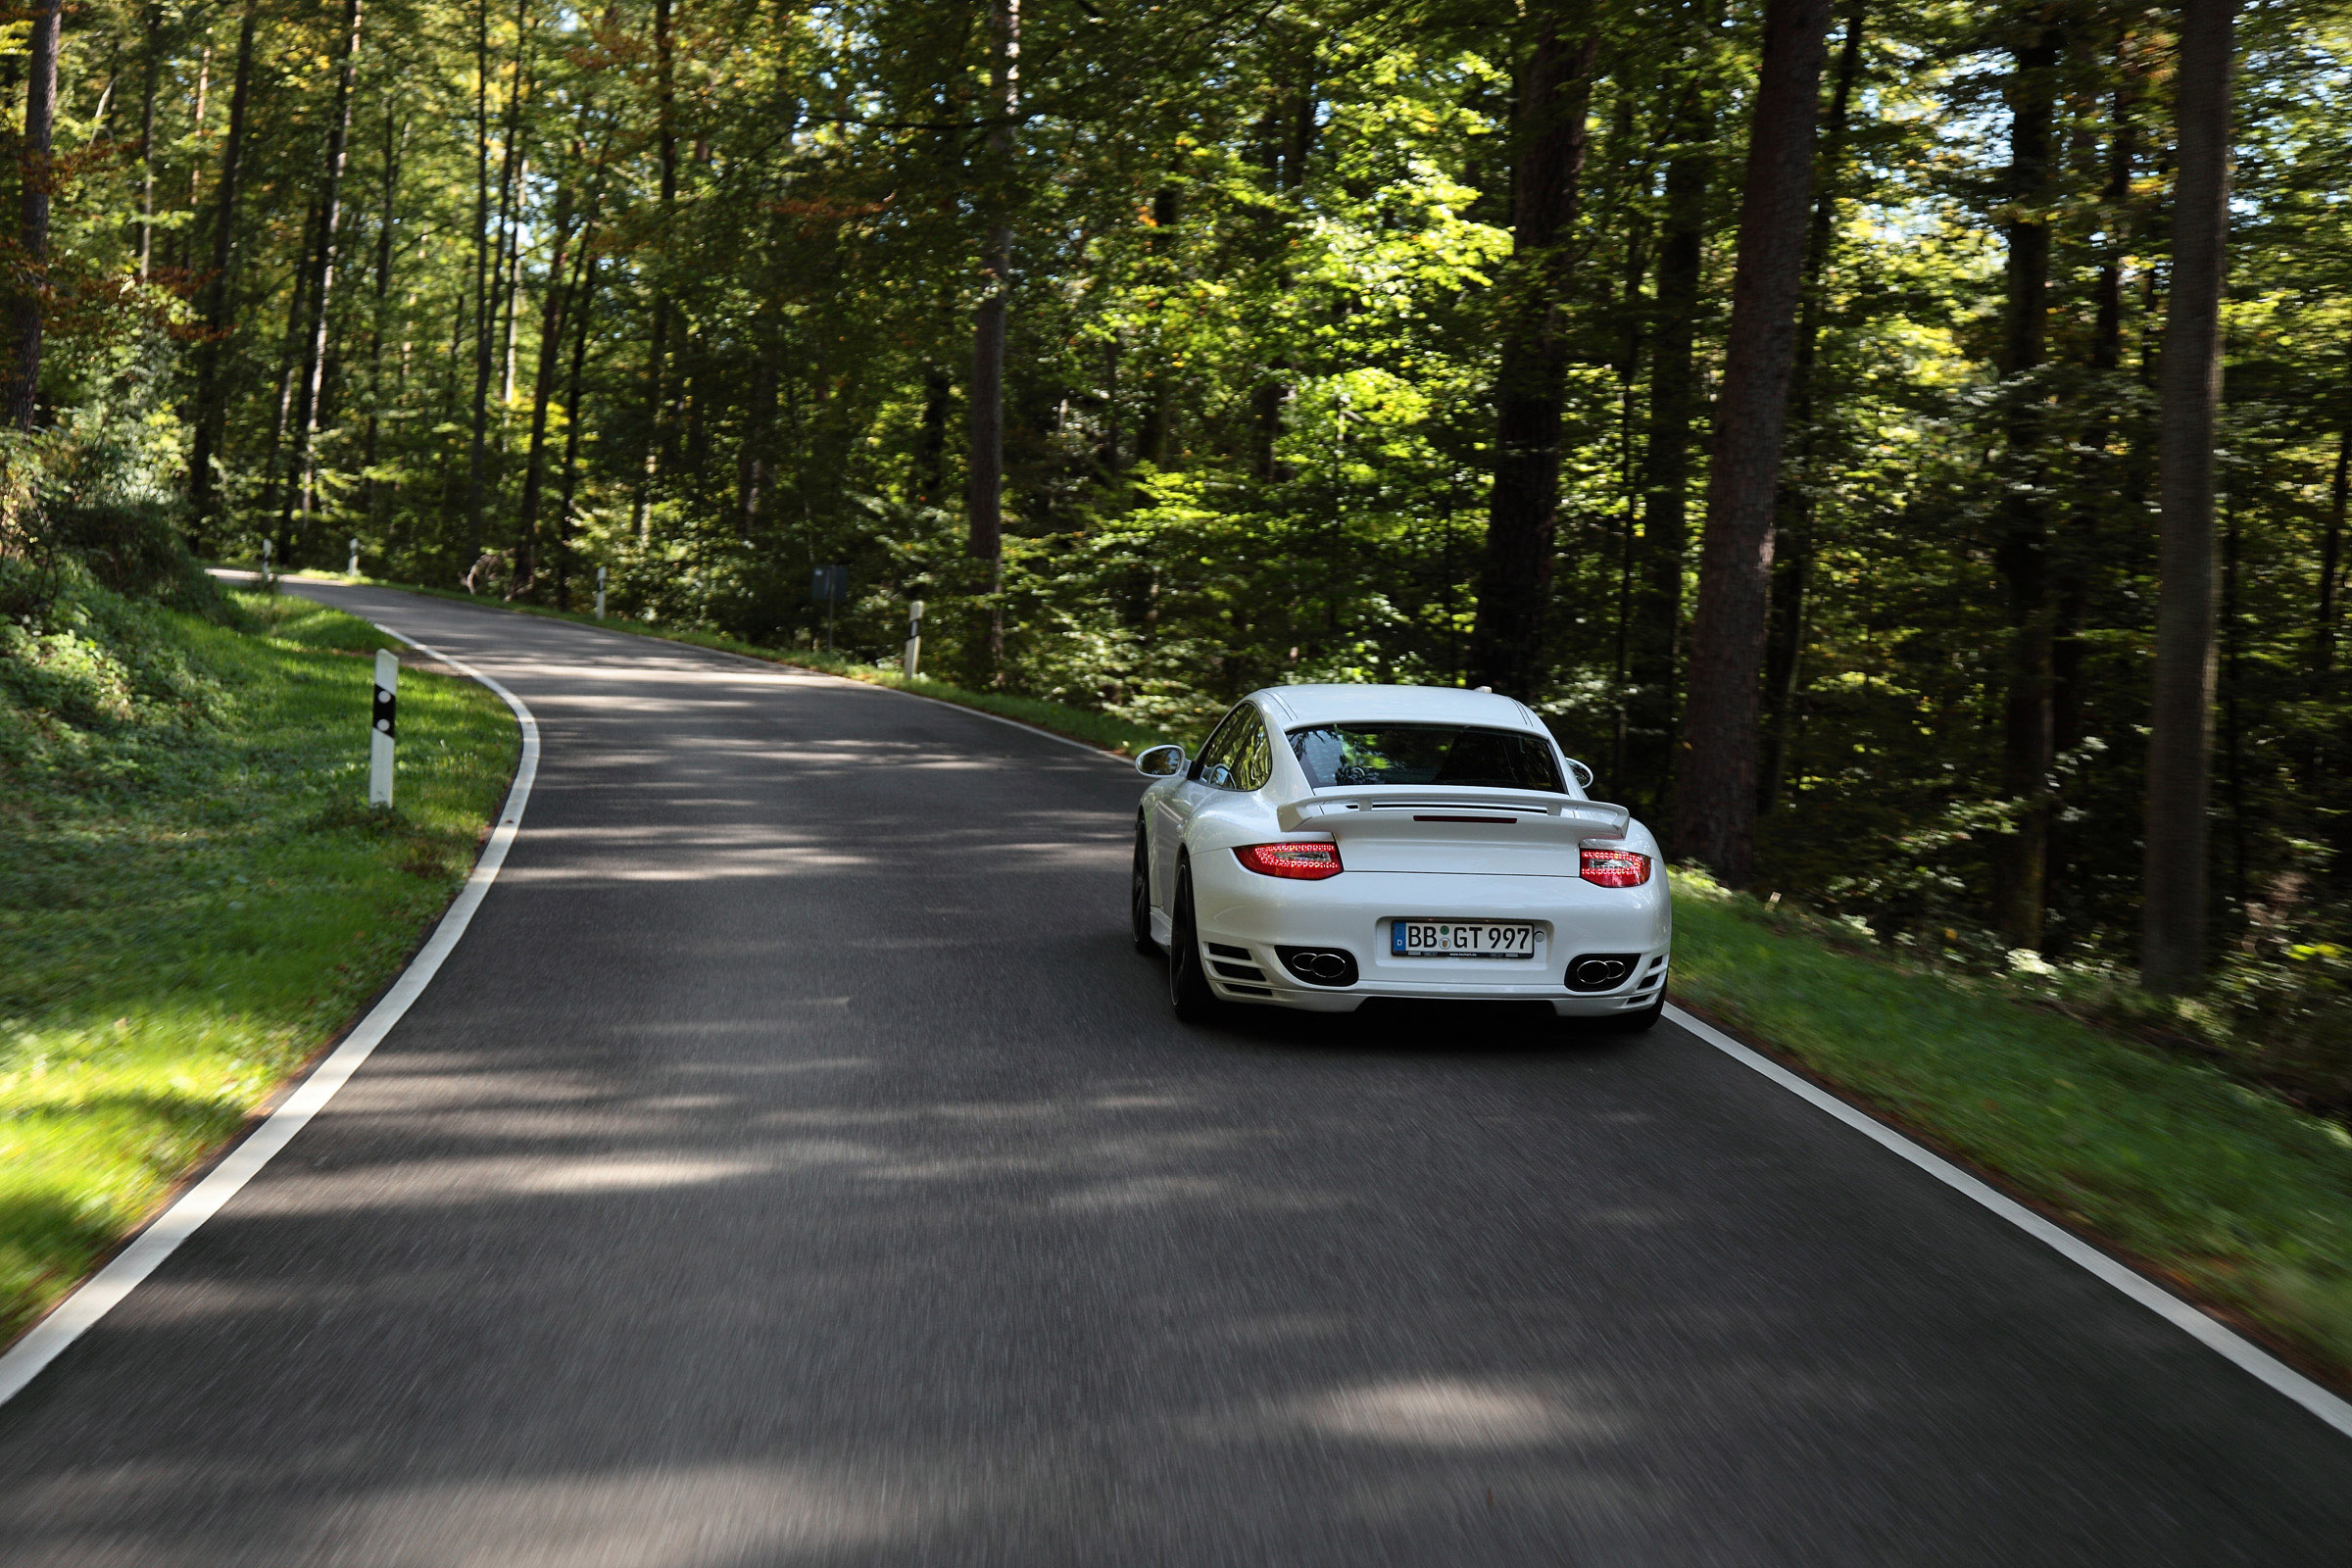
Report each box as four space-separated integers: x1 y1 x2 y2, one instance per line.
2 583 2346 1566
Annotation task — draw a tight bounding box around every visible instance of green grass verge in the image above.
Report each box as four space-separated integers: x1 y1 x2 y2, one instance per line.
291 572 1179 757
1671 874 2352 1383
0 589 515 1344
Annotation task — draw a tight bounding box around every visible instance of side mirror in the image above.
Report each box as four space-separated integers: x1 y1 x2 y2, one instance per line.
1564 758 1595 790
1135 743 1188 778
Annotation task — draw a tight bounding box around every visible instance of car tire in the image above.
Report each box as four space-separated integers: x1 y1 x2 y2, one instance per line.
1167 863 1221 1024
1601 994 1665 1033
1131 819 1158 955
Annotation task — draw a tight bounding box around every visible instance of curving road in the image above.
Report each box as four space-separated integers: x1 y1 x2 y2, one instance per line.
1 582 2346 1565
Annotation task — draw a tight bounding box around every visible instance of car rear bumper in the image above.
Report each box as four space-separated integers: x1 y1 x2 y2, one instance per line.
1186 861 1672 1014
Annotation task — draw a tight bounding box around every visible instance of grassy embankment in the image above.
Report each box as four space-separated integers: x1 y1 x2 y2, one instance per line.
1 580 514 1345
291 570 1180 756
272 573 2352 1387
1671 876 2352 1386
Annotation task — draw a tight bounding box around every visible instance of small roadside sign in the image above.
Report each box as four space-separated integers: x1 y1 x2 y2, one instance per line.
369 650 398 808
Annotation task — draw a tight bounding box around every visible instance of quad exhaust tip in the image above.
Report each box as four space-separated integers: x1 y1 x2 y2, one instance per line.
1276 947 1359 987
1566 954 1640 993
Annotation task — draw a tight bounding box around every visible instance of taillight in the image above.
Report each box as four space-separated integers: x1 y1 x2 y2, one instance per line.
1580 846 1650 888
1235 842 1345 880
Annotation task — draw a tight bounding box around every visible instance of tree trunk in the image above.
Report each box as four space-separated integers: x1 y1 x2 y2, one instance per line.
737 356 775 534
1249 381 1285 482
262 197 319 548
1989 15 2062 949
470 0 528 563
282 0 366 557
2049 26 2138 942
633 0 678 545
171 37 212 277
499 201 521 410
2140 0 2237 993
917 363 951 503
554 246 598 606
1760 3 1865 816
1626 66 1714 817
1671 0 1836 884
1249 81 1313 487
6 0 63 431
502 233 522 407
2221 480 2245 920
514 176 573 594
969 0 1020 668
1610 100 1652 792
466 0 493 556
187 2 256 546
364 101 404 532
1467 5 1597 701
136 3 159 282
1135 184 1179 481
2321 423 2346 680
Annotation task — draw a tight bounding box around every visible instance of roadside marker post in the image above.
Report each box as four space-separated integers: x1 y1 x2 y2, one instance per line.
904 599 924 679
260 538 273 585
595 564 607 620
369 650 397 808
348 537 361 575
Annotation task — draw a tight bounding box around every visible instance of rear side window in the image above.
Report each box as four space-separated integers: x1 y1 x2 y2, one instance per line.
1198 705 1272 791
1194 706 1249 786
1228 719 1272 791
1288 723 1566 794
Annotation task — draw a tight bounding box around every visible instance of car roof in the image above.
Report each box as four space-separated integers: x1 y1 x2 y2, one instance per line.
1252 683 1546 732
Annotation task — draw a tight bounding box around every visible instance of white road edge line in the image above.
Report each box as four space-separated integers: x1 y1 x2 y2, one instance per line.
174 589 2343 1442
1665 1003 2352 1441
0 625 538 1410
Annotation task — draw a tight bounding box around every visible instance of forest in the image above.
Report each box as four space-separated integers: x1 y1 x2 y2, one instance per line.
0 0 2343 1019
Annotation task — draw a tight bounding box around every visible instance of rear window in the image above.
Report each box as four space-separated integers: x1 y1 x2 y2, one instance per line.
1287 723 1567 794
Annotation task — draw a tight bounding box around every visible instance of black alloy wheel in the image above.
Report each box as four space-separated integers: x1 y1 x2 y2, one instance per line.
1167 862 1221 1023
1131 819 1158 954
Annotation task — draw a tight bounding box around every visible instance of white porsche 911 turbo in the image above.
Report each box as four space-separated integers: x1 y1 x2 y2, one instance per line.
1130 684 1670 1028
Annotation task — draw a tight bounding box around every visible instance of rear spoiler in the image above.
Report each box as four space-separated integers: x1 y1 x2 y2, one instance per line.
1276 788 1632 838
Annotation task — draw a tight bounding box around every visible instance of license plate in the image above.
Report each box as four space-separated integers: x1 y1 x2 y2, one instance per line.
1391 920 1540 959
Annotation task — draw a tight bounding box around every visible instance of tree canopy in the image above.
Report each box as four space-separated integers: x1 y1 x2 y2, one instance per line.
4 0 2348 1004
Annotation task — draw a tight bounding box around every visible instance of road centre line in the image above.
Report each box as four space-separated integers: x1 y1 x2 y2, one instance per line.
0 626 539 1409
1666 1004 2352 1442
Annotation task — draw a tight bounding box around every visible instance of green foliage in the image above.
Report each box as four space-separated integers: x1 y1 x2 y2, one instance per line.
8 0 2351 1186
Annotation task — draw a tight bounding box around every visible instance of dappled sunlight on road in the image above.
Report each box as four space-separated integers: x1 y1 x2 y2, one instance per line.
0 1456 959 1568
1261 1376 1621 1447
8 586 2344 1568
